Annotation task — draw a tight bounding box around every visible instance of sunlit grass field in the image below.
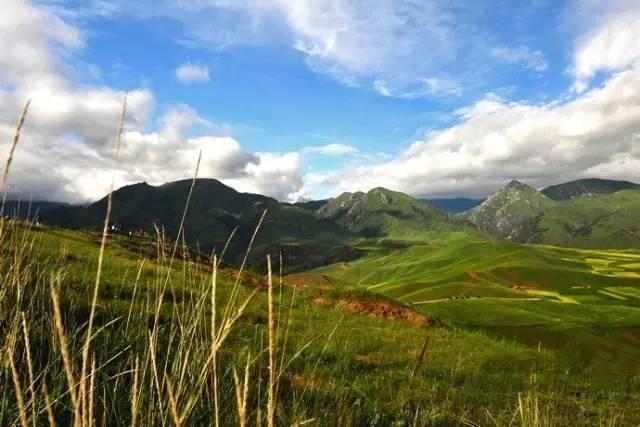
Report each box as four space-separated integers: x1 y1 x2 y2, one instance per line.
2 221 639 426
311 231 640 376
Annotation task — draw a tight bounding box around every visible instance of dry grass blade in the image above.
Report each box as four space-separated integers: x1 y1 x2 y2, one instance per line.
81 93 128 427
410 335 430 382
232 352 251 427
165 374 182 427
267 254 276 427
1 100 30 198
42 383 56 427
89 357 96 427
50 280 79 416
8 345 30 427
21 313 37 427
131 357 139 427
1 100 30 238
210 254 220 427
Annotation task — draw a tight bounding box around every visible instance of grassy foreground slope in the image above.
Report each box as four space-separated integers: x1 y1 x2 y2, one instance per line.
3 221 640 425
312 231 640 373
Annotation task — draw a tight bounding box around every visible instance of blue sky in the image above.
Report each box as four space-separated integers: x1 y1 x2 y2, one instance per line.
2 0 640 202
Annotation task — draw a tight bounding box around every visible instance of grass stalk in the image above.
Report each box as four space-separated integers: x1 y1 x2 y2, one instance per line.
80 93 128 427
267 254 276 427
8 345 29 427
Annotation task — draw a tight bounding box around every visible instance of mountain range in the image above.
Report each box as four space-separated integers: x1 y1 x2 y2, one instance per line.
34 177 640 269
464 178 640 247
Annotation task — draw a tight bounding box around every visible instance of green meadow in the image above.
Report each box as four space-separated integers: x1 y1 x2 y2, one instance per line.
311 232 640 375
3 221 640 426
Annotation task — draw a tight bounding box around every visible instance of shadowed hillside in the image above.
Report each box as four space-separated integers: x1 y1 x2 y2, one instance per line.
43 179 357 271
542 178 640 200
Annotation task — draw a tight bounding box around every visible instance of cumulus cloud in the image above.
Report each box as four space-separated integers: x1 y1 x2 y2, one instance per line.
322 67 640 198
570 0 640 92
175 64 210 84
0 0 303 203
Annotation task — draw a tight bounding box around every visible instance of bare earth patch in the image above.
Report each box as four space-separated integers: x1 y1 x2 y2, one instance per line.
335 298 432 327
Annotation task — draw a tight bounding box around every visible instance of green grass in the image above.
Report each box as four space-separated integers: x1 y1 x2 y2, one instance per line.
2 221 639 425
310 231 640 381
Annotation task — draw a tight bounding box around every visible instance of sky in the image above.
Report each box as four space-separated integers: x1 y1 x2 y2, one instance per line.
1 0 640 203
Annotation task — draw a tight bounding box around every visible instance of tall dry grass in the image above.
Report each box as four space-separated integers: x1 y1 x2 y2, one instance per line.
0 99 304 427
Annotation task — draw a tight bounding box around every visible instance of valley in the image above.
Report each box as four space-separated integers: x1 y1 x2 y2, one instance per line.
3 176 640 425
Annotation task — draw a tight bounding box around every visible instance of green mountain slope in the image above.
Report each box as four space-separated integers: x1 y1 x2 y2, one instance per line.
542 178 640 200
465 181 640 248
463 180 552 241
44 179 356 271
535 190 640 248
317 187 463 238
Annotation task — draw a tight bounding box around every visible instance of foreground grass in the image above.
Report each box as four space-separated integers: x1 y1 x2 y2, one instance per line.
1 221 639 426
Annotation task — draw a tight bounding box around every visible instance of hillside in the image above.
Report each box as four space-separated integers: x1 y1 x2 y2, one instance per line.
317 187 464 237
465 181 640 248
2 200 70 219
535 190 640 248
463 180 552 241
5 220 640 424
43 179 355 271
542 178 640 200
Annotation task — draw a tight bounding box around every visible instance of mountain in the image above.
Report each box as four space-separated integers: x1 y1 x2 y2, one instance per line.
44 179 356 271
463 180 551 241
2 200 70 220
423 198 484 214
317 187 462 237
464 180 640 248
534 190 640 248
293 199 328 211
541 178 640 200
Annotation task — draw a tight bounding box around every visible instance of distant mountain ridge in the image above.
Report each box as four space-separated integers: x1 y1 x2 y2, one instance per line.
44 179 356 271
317 187 464 237
38 176 640 263
541 178 640 200
2 200 70 219
465 179 640 248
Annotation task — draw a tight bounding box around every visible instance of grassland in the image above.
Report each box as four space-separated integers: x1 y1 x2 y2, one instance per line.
311 231 640 376
2 220 640 426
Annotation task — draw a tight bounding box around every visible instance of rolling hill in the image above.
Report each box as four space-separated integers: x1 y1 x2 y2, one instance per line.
542 178 640 200
43 179 356 271
316 187 465 238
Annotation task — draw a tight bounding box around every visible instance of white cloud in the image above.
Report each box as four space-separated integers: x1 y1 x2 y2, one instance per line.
175 63 211 84
303 143 358 156
0 0 303 203
105 0 493 98
570 0 640 92
374 77 462 98
491 47 548 72
321 67 640 198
